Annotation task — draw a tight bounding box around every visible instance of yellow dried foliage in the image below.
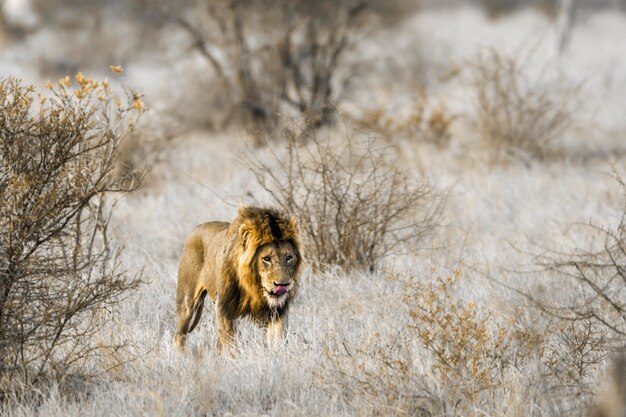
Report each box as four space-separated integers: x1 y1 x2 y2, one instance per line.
352 90 454 147
110 65 123 75
404 269 543 398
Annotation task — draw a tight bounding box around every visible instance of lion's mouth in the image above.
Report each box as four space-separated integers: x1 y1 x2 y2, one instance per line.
267 285 289 297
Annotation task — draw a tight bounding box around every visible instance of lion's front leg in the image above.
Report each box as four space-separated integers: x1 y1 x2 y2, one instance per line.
267 314 288 349
215 301 236 351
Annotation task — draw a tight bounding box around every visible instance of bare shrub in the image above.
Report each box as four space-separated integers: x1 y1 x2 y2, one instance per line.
143 0 366 134
517 173 626 400
246 129 442 272
0 74 144 390
366 0 421 26
542 318 607 394
528 174 626 346
466 49 581 160
536 0 560 19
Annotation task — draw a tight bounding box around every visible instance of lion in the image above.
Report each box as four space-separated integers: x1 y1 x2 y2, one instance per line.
173 206 303 351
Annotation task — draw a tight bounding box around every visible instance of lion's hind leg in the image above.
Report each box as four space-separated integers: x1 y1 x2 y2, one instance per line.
187 290 207 333
174 290 206 351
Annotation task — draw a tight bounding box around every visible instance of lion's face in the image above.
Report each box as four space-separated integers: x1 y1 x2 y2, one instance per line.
255 242 298 308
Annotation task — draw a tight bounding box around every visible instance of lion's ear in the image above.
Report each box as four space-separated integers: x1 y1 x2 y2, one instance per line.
239 224 250 249
289 216 300 236
238 205 251 218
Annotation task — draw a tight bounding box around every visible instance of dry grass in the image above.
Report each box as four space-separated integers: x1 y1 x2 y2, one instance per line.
531 206 626 344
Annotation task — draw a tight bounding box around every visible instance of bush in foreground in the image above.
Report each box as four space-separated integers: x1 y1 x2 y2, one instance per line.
0 74 144 394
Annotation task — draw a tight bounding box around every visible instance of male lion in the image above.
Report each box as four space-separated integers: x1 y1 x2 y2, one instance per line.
173 206 303 351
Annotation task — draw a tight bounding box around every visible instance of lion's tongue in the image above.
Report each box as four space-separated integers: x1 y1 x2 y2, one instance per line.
273 285 288 296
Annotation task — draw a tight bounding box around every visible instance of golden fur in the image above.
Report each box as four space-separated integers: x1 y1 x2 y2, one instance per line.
173 206 303 350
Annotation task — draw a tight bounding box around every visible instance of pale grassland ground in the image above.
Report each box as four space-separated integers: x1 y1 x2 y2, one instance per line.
2 5 626 417
5 129 623 416
5 133 620 416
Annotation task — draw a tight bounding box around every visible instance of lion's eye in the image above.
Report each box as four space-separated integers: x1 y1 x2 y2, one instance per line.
286 255 293 262
262 256 272 263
